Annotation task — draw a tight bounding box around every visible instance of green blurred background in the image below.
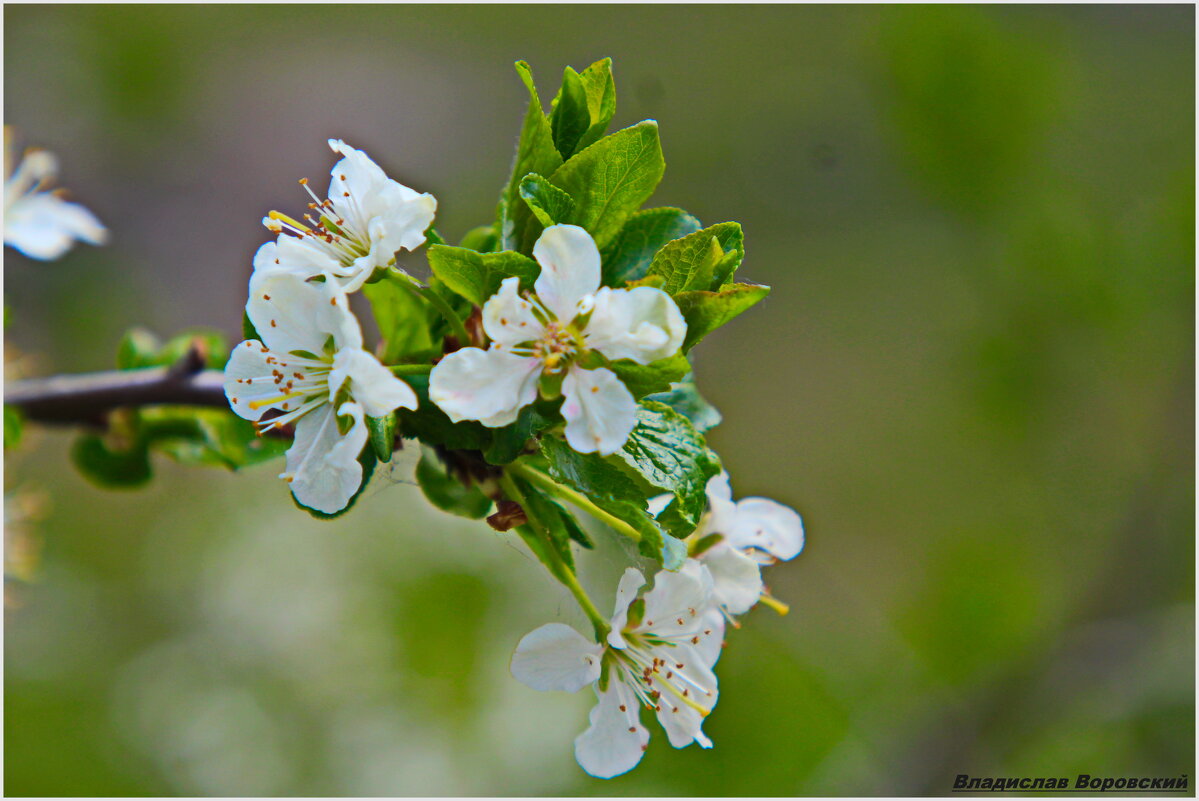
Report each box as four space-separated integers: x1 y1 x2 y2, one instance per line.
4 4 1194 796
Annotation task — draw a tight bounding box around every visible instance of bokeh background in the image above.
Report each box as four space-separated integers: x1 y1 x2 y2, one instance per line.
4 4 1194 796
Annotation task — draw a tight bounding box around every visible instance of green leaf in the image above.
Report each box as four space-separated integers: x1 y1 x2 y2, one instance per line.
242 310 261 343
549 121 665 250
645 375 722 432
484 405 554 466
501 61 565 251
606 352 691 399
366 412 397 462
601 207 702 286
4 405 23 451
363 274 438 363
141 407 288 470
459 225 499 253
615 401 721 537
575 57 617 154
117 327 229 369
292 447 377 520
540 436 668 562
549 66 589 159
415 447 493 519
645 222 744 295
511 475 591 572
674 283 771 351
396 374 492 451
116 327 162 369
426 245 540 307
72 433 152 488
519 173 576 228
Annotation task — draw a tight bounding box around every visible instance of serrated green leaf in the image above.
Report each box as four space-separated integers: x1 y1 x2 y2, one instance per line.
426 245 540 307
519 173 576 228
363 274 438 363
601 207 702 286
549 121 665 251
4 405 23 451
615 401 721 537
645 375 722 432
366 412 397 462
396 374 492 451
540 436 667 562
502 61 565 251
511 475 587 571
645 222 744 295
549 66 589 160
292 447 377 520
674 283 771 351
416 447 493 519
606 352 691 399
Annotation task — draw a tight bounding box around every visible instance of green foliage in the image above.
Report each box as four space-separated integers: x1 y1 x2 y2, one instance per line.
396 374 492 451
415 448 492 519
426 245 540 307
500 61 564 251
606 352 691 399
4 404 24 451
366 412 397 462
645 375 722 433
540 436 669 563
549 58 616 160
484 405 554 466
615 401 721 536
519 173 575 228
117 326 229 369
674 283 771 351
510 474 593 576
645 222 744 295
364 273 438 363
548 121 665 250
602 207 702 287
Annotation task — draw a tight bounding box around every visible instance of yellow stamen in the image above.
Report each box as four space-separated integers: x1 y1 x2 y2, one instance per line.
267 210 311 233
758 593 790 616
248 392 302 410
655 672 711 717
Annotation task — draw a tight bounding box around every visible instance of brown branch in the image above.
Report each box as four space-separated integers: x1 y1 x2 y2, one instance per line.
5 363 229 427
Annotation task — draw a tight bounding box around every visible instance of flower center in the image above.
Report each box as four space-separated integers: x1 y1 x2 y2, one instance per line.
534 322 580 373
232 345 335 434
263 177 372 267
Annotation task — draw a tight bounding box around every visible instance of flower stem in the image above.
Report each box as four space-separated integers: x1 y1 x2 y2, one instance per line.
508 462 642 544
499 471 611 641
387 363 434 375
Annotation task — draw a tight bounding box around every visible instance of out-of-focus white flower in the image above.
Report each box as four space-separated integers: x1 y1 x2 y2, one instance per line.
224 271 418 513
257 139 436 292
511 561 724 779
3 128 106 260
682 471 804 616
429 224 686 455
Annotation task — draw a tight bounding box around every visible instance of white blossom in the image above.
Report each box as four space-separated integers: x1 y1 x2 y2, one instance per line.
686 472 805 616
257 139 436 292
224 271 417 513
511 561 724 779
3 128 105 260
429 224 686 455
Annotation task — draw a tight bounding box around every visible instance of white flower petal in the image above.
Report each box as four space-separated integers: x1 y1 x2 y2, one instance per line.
561 366 637 456
705 471 734 504
510 623 602 693
646 493 673 519
482 277 544 348
702 544 763 616
607 568 646 649
574 682 649 779
327 139 436 255
223 339 305 421
246 271 363 355
533 224 601 322
330 347 417 417
253 236 341 282
428 347 541 427
585 286 687 364
638 561 714 639
283 402 368 514
5 193 106 260
655 689 712 750
727 498 805 561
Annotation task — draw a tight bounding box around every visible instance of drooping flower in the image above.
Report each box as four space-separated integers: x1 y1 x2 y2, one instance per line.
511 561 724 779
682 472 805 616
224 271 418 513
429 224 686 455
3 128 106 260
257 139 436 292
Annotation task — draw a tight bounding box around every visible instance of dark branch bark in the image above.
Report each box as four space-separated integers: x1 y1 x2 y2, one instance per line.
5 366 229 427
